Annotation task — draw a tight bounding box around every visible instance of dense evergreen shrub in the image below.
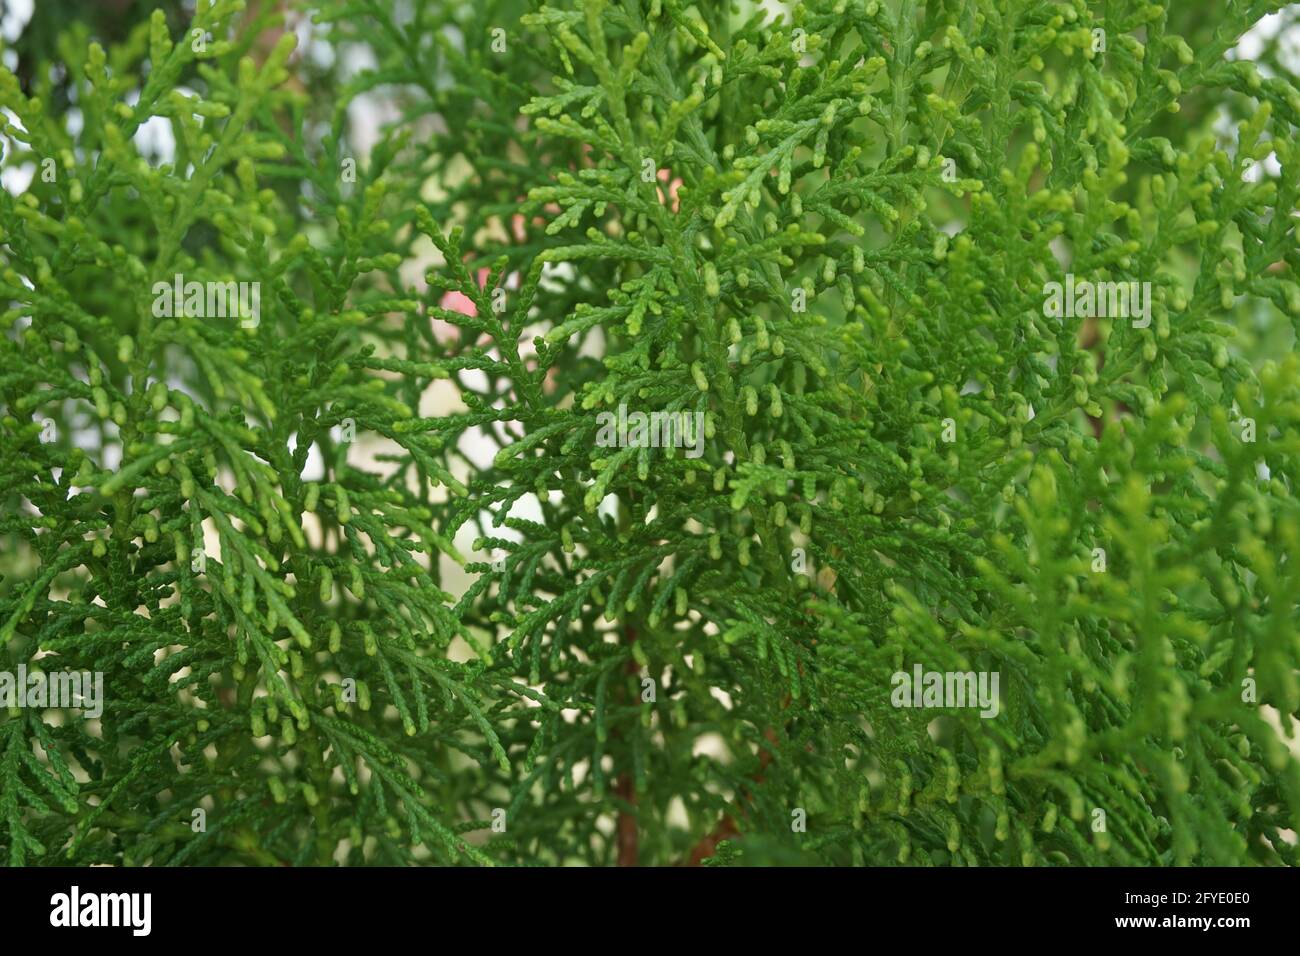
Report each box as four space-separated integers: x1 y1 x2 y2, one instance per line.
1 0 1298 866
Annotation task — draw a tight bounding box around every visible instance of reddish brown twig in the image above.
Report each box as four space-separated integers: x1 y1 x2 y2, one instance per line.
681 724 781 866
684 814 739 866
614 771 639 866
681 596 815 865
614 626 641 866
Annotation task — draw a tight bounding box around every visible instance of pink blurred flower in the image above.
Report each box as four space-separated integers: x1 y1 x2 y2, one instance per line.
511 201 562 242
434 266 522 345
434 267 491 342
440 267 491 317
657 168 682 213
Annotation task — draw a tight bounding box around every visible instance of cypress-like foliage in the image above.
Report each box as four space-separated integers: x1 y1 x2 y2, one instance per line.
0 0 1297 866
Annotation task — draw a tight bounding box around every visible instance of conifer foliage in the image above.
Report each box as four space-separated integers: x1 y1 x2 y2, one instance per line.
1 0 1298 866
